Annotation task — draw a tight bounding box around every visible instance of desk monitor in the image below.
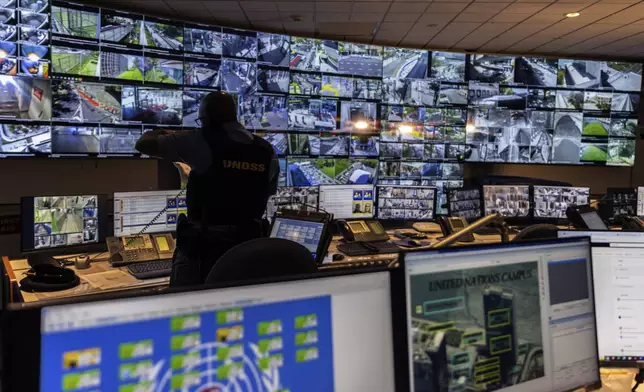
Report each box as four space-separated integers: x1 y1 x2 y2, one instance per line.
533 186 590 219
270 216 327 261
3 271 398 391
580 209 609 230
483 185 531 218
376 186 437 221
265 186 320 220
113 190 185 237
319 184 374 219
559 230 644 365
605 187 637 218
638 187 644 217
20 195 108 255
400 238 601 392
448 188 482 221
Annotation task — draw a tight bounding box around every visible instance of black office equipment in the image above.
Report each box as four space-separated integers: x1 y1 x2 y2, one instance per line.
20 195 109 259
269 209 332 263
396 238 602 392
337 241 401 256
566 205 609 230
206 237 318 284
512 224 560 242
19 264 80 293
339 219 389 243
437 216 475 243
126 259 173 280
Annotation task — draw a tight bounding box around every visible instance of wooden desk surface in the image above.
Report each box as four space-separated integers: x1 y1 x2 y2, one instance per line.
3 253 169 305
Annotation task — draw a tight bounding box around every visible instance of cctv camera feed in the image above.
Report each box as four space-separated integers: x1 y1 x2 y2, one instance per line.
32 195 98 249
0 122 50 154
377 186 436 220
52 81 121 123
484 185 530 218
449 188 482 220
533 186 590 218
408 260 543 392
265 186 319 218
0 0 636 187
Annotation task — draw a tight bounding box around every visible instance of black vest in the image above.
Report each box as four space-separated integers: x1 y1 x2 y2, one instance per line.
186 129 274 225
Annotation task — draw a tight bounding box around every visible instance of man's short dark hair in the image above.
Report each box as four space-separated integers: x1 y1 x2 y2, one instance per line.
199 92 238 128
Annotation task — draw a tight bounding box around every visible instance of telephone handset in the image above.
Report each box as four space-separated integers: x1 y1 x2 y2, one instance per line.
103 188 186 265
437 216 475 243
339 220 389 243
107 233 176 266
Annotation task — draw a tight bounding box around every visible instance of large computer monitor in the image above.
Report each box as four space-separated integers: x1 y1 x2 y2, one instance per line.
3 271 398 391
483 185 531 218
265 186 320 220
113 190 185 237
20 195 108 255
400 238 601 392
448 187 482 221
532 185 590 219
638 187 644 217
559 230 644 365
376 186 437 221
318 184 374 219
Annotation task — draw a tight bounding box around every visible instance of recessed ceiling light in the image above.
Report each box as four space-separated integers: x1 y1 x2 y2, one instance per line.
565 12 581 18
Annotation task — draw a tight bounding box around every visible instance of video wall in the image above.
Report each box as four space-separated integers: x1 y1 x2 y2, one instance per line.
0 0 641 213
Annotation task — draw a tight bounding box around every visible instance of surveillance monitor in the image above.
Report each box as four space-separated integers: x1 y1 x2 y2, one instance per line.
532 185 590 219
483 185 531 218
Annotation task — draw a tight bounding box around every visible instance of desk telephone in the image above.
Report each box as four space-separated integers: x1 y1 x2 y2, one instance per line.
107 234 176 266
339 220 389 242
614 215 644 231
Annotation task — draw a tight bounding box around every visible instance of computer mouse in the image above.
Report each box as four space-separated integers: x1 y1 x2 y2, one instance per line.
332 253 345 262
408 240 422 247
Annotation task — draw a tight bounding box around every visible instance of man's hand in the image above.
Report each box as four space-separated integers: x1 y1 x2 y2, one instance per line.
135 129 172 157
174 162 191 189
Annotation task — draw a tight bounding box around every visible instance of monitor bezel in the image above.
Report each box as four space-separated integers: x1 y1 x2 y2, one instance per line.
481 184 533 224
531 184 592 224
374 185 438 223
19 194 109 256
396 237 603 392
2 267 409 392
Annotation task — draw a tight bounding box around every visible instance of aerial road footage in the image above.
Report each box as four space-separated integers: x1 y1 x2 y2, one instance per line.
33 195 98 248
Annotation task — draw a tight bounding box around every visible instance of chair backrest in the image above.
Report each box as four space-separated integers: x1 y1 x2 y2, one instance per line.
512 224 560 242
205 237 318 284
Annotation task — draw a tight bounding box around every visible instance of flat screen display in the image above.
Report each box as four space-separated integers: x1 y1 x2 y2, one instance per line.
483 185 531 217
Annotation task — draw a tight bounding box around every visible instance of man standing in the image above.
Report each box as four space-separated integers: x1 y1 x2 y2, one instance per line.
135 91 279 286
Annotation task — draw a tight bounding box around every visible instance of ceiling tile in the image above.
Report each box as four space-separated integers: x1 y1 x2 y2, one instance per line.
353 2 391 12
379 21 414 32
350 35 374 43
426 3 469 12
390 2 429 12
130 0 175 13
502 3 548 13
429 22 482 48
350 12 386 21
482 23 549 49
568 24 644 51
598 0 640 3
404 36 430 46
240 1 278 11
250 21 285 32
491 13 530 22
246 11 281 20
538 3 588 13
579 3 630 14
454 12 497 22
596 3 644 24
514 0 556 2
472 0 513 2
433 0 471 2
279 11 315 21
464 3 510 13
168 1 205 10
315 2 353 12
455 22 517 49
282 22 316 34
523 12 564 23
418 12 458 24
385 12 422 22
277 2 315 11
213 12 250 23
202 1 243 12
319 21 375 34
317 12 351 21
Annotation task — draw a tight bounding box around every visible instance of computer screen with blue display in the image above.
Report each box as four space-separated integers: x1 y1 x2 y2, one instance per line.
403 238 600 392
39 272 395 392
270 217 325 259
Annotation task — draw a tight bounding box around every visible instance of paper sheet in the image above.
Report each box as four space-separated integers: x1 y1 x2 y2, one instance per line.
81 270 138 290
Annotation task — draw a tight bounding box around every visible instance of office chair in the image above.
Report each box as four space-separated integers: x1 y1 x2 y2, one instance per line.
512 224 560 242
205 238 318 284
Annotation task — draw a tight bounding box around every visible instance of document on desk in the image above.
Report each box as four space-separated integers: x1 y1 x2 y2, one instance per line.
82 270 138 290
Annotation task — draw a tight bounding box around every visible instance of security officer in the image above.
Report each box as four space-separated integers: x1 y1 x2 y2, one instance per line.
135 91 279 287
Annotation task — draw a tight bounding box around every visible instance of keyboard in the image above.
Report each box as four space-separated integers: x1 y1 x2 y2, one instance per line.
337 242 401 257
127 260 172 280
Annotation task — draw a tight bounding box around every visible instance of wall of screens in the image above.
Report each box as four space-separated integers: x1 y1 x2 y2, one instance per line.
0 1 641 214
